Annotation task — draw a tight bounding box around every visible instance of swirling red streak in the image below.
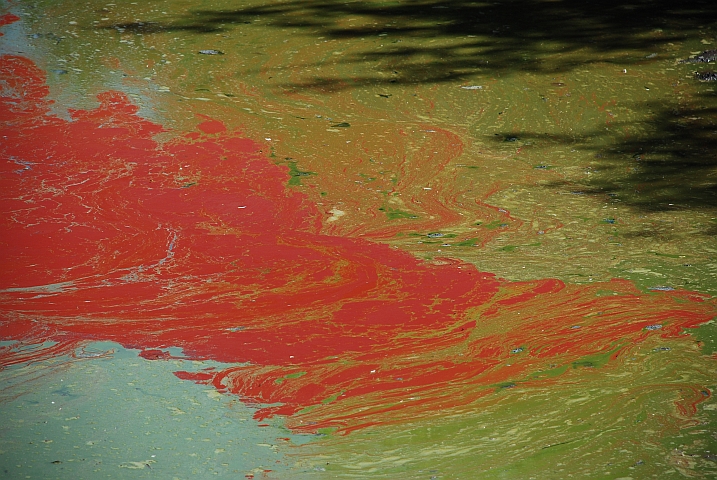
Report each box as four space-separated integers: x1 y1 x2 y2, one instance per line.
1 54 715 434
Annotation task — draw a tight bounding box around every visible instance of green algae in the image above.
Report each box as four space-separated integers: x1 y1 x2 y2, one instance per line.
4 0 717 478
452 237 479 247
482 220 508 230
275 371 308 385
320 391 344 405
693 320 717 356
297 337 717 479
379 207 418 220
12 1 717 300
287 162 316 187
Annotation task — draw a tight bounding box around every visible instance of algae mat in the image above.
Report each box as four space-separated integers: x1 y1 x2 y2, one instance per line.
1 1 717 478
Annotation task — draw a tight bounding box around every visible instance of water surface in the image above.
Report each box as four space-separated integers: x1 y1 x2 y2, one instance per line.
1 1 716 478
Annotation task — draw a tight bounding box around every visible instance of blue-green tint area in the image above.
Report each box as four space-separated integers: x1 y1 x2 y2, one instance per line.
0 342 312 479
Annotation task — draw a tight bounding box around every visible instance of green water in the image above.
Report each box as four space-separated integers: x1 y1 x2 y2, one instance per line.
2 0 717 478
9 0 715 294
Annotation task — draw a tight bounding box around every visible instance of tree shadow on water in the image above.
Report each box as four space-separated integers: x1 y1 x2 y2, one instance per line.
492 95 717 216
104 0 717 87
102 0 717 218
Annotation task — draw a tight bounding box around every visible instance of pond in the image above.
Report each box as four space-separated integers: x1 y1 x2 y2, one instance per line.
1 0 716 478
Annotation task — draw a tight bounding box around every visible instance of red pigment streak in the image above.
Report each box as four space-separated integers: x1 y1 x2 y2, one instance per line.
1 54 715 434
0 13 20 36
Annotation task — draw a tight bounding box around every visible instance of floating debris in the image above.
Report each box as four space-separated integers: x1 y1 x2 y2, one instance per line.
644 324 663 331
198 49 224 55
461 85 483 90
649 286 675 291
427 232 444 238
679 49 717 63
330 122 350 128
695 71 717 81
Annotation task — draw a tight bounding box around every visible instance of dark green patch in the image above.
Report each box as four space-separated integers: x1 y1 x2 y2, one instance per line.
287 162 316 186
570 347 620 370
321 391 344 405
378 207 418 220
274 371 307 385
453 238 479 247
572 360 596 368
482 220 506 230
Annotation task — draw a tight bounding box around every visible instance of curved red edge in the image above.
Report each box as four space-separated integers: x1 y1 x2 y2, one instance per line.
1 54 714 434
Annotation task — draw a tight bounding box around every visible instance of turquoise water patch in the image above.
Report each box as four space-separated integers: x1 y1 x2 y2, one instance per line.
0 342 313 479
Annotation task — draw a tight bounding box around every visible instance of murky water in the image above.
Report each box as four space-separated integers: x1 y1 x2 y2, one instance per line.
1 0 716 478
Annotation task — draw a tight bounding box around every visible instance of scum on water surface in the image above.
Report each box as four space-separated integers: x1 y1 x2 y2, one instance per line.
2 1 717 478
